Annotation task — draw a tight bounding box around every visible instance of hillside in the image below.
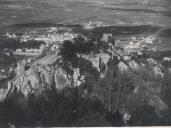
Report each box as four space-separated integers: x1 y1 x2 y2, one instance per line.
0 25 171 127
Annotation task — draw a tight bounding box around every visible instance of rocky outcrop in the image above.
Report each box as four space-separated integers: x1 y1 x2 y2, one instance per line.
0 31 170 123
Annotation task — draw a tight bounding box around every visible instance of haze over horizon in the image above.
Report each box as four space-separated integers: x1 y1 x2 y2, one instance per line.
0 0 170 27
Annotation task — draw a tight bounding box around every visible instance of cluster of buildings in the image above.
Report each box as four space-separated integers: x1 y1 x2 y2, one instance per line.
19 32 78 44
16 43 49 54
14 32 78 54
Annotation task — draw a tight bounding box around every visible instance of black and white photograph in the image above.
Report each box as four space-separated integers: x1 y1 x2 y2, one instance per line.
0 0 171 127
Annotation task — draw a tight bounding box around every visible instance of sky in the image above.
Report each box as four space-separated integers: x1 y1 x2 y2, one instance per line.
0 0 170 27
